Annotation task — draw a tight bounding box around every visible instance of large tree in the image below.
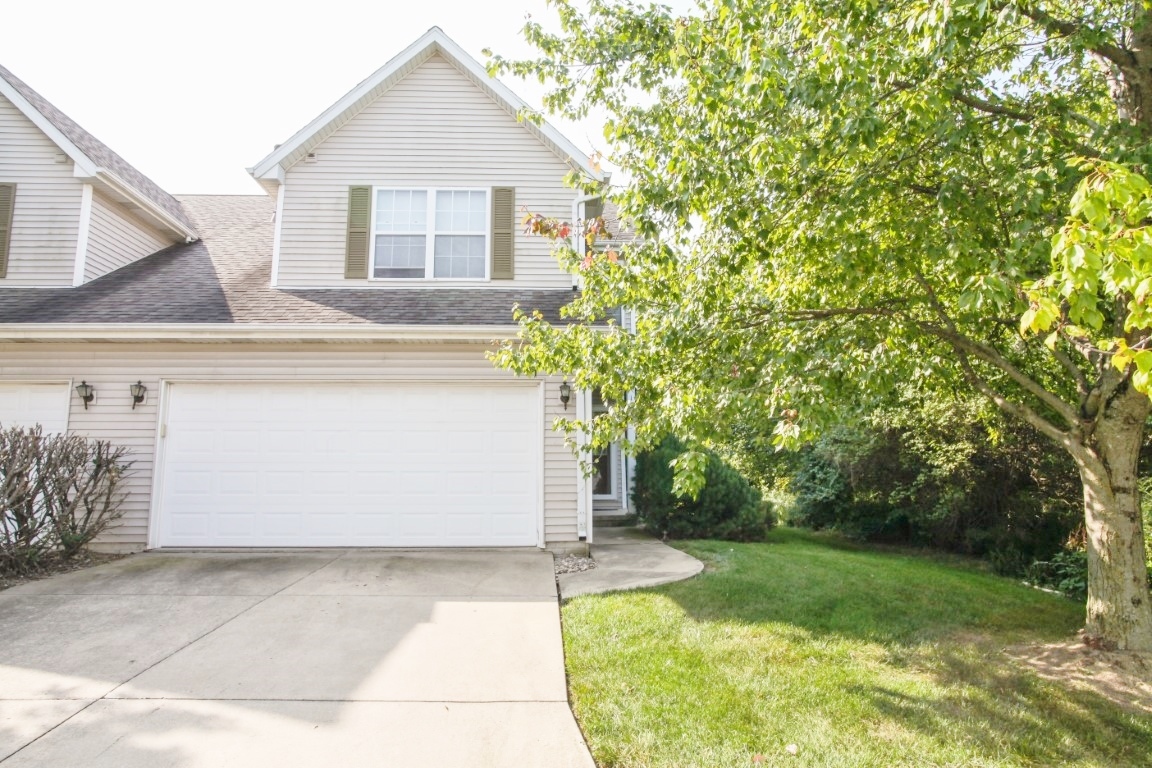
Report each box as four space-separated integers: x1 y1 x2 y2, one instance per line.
490 0 1152 649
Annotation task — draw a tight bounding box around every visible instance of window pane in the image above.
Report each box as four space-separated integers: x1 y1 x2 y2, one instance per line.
376 189 426 232
433 235 485 278
376 190 394 229
469 191 486 230
435 191 453 230
374 234 426 278
435 190 487 233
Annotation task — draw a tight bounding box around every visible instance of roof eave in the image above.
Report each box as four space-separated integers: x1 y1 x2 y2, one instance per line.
91 170 198 242
0 323 521 343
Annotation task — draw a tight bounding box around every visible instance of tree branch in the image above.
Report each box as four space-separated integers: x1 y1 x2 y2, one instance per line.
908 270 1081 428
1049 343 1091 398
1013 2 1136 68
951 90 1035 122
955 349 1076 450
926 323 1082 428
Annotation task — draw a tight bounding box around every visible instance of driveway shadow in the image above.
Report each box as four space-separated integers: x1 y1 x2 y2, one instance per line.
0 550 572 766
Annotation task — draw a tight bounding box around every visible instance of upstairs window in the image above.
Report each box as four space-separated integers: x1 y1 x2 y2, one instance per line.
372 188 488 280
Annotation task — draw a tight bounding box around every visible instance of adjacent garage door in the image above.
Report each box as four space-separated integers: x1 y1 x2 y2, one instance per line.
0 383 70 433
156 382 540 547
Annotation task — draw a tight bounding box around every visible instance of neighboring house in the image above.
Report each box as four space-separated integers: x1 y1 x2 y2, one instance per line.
0 27 631 552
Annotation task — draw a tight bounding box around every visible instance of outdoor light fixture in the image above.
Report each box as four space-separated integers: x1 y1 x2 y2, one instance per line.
75 381 94 409
559 380 572 409
130 381 147 409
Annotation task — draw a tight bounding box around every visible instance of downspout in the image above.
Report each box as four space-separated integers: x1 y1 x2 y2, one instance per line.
572 192 599 542
571 193 599 291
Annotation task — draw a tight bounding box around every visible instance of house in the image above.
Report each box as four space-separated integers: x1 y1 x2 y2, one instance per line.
0 27 632 552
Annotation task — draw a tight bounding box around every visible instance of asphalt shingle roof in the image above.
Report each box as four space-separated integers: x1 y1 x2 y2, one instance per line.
0 63 195 234
601 201 636 244
0 195 578 326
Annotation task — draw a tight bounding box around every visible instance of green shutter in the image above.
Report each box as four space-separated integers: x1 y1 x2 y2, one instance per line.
491 186 515 280
0 184 14 279
345 186 371 279
584 197 603 222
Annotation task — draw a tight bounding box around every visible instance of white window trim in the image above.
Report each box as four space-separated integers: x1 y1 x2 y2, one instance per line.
369 187 491 282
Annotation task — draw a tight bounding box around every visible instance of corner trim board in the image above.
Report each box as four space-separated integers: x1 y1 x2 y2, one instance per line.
72 184 93 286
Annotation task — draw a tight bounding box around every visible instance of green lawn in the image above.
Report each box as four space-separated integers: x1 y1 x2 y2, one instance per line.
562 529 1152 767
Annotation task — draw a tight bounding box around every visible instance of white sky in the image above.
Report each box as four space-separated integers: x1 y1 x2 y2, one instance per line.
0 0 621 195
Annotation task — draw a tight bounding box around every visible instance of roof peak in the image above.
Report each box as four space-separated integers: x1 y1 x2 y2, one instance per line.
0 62 197 240
247 27 602 189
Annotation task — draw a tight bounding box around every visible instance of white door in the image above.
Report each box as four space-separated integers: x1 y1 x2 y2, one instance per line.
156 382 539 547
0 383 70 433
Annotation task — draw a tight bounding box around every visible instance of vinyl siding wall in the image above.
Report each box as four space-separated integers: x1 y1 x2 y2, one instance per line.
84 192 173 282
276 54 577 289
0 94 83 286
0 342 578 549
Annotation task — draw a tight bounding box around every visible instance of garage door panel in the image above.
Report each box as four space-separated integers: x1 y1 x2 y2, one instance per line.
0 383 70 434
158 383 539 547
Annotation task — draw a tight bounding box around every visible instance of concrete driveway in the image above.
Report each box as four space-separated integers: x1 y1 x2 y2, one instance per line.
0 550 594 767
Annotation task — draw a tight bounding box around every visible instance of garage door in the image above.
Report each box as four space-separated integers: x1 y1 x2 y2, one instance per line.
0 383 70 433
157 382 540 547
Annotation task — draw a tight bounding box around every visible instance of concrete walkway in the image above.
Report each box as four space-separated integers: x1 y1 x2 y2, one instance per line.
558 528 704 599
0 550 594 768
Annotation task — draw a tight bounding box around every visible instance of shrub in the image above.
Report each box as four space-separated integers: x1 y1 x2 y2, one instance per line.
0 425 132 574
633 438 772 541
0 426 54 572
781 402 1082 574
1026 549 1088 599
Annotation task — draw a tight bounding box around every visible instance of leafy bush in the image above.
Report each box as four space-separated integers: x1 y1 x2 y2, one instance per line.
1026 550 1088 599
783 399 1082 574
633 438 771 540
0 425 132 574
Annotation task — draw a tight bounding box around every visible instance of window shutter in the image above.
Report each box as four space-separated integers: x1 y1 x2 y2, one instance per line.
491 186 515 280
344 186 371 279
584 197 603 222
0 184 14 279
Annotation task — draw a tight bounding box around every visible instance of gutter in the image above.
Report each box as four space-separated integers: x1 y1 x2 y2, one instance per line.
94 170 199 243
0 324 519 344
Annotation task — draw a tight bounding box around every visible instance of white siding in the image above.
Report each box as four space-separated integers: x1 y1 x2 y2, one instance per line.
276 54 577 289
83 192 173 282
0 94 83 286
0 342 578 550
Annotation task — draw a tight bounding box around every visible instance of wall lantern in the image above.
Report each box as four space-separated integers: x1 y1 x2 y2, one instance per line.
130 381 147 409
559 380 572 410
75 381 95 409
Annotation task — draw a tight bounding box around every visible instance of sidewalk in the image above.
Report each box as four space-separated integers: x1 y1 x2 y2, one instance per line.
557 527 703 599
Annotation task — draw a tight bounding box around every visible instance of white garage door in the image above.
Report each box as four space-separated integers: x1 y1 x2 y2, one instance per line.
157 382 540 547
0 383 70 433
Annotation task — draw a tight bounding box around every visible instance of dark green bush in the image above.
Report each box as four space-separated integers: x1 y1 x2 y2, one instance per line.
633 438 772 540
783 402 1082 575
1026 549 1088 599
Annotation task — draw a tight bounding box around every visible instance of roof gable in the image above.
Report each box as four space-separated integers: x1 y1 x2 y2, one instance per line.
248 27 602 190
0 63 197 240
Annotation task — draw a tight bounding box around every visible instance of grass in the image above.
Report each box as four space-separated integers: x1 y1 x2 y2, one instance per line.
562 528 1152 767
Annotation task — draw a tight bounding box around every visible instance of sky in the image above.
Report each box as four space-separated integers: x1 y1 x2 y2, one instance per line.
0 0 622 195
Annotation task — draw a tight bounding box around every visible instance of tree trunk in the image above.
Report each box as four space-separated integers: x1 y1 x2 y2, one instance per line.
1076 383 1152 651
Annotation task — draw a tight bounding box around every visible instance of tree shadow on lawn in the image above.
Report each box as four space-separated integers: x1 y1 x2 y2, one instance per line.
640 536 1152 764
854 643 1152 766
